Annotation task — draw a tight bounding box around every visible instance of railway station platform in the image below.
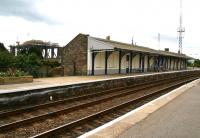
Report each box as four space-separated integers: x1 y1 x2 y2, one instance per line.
79 78 200 138
0 72 149 93
0 70 199 119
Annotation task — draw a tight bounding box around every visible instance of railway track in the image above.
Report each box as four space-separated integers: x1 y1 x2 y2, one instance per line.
32 77 197 138
0 75 198 137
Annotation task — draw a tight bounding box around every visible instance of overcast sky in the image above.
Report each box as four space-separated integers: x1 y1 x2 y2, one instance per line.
0 0 199 59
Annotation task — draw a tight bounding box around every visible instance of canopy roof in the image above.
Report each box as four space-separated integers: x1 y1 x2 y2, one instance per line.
90 36 192 59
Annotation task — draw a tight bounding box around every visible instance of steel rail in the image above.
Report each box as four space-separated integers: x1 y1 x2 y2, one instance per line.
1 73 192 118
0 75 182 132
0 77 175 117
31 77 198 138
0 75 182 118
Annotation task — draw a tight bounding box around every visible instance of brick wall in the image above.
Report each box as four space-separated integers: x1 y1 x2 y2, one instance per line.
62 34 88 75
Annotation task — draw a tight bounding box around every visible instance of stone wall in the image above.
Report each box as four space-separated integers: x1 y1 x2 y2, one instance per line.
62 33 88 75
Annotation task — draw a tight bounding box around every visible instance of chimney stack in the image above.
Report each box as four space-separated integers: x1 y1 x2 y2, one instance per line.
16 41 20 46
164 48 169 52
106 36 110 40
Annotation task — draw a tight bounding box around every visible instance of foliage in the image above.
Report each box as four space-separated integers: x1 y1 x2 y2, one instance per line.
0 43 13 68
0 51 15 68
194 59 200 67
22 40 59 47
187 61 193 67
0 72 6 77
14 54 27 68
187 59 200 67
15 70 27 77
14 53 41 77
42 60 61 67
0 41 61 78
22 40 48 46
18 47 42 59
0 70 27 77
26 53 41 67
0 43 8 52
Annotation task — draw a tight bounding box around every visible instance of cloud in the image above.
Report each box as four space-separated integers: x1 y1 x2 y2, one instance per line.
0 0 57 24
161 34 178 43
152 33 177 43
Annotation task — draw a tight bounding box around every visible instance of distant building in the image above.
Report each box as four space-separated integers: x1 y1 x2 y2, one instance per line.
62 33 191 76
10 40 62 63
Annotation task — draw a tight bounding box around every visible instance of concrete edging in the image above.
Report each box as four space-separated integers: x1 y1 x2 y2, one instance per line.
79 78 200 138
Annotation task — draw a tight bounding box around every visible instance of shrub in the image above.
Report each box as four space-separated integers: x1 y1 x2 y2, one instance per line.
0 70 28 77
0 51 15 68
0 72 6 77
15 70 27 77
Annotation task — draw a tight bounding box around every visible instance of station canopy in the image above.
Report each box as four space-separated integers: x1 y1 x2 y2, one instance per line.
90 36 191 59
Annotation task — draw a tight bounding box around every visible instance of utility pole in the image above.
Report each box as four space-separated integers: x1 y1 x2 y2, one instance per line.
131 36 134 45
158 33 160 50
177 0 185 54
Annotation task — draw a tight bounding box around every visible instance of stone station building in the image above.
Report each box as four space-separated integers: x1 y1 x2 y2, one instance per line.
62 34 190 76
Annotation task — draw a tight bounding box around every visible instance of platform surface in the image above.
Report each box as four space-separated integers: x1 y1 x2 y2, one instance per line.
117 81 200 138
0 72 153 93
79 79 200 138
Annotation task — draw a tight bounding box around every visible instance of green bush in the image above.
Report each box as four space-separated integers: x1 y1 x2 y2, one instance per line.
0 72 6 77
0 70 28 77
15 70 27 77
0 51 15 68
1 45 61 77
194 59 200 67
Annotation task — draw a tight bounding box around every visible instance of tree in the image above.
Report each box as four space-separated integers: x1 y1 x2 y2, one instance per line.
17 47 42 59
0 51 14 68
0 43 8 52
14 53 41 77
26 53 41 67
194 59 200 67
26 53 41 77
22 40 59 47
28 47 42 58
1 40 60 77
0 43 14 72
22 40 48 46
187 61 193 67
14 54 28 68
